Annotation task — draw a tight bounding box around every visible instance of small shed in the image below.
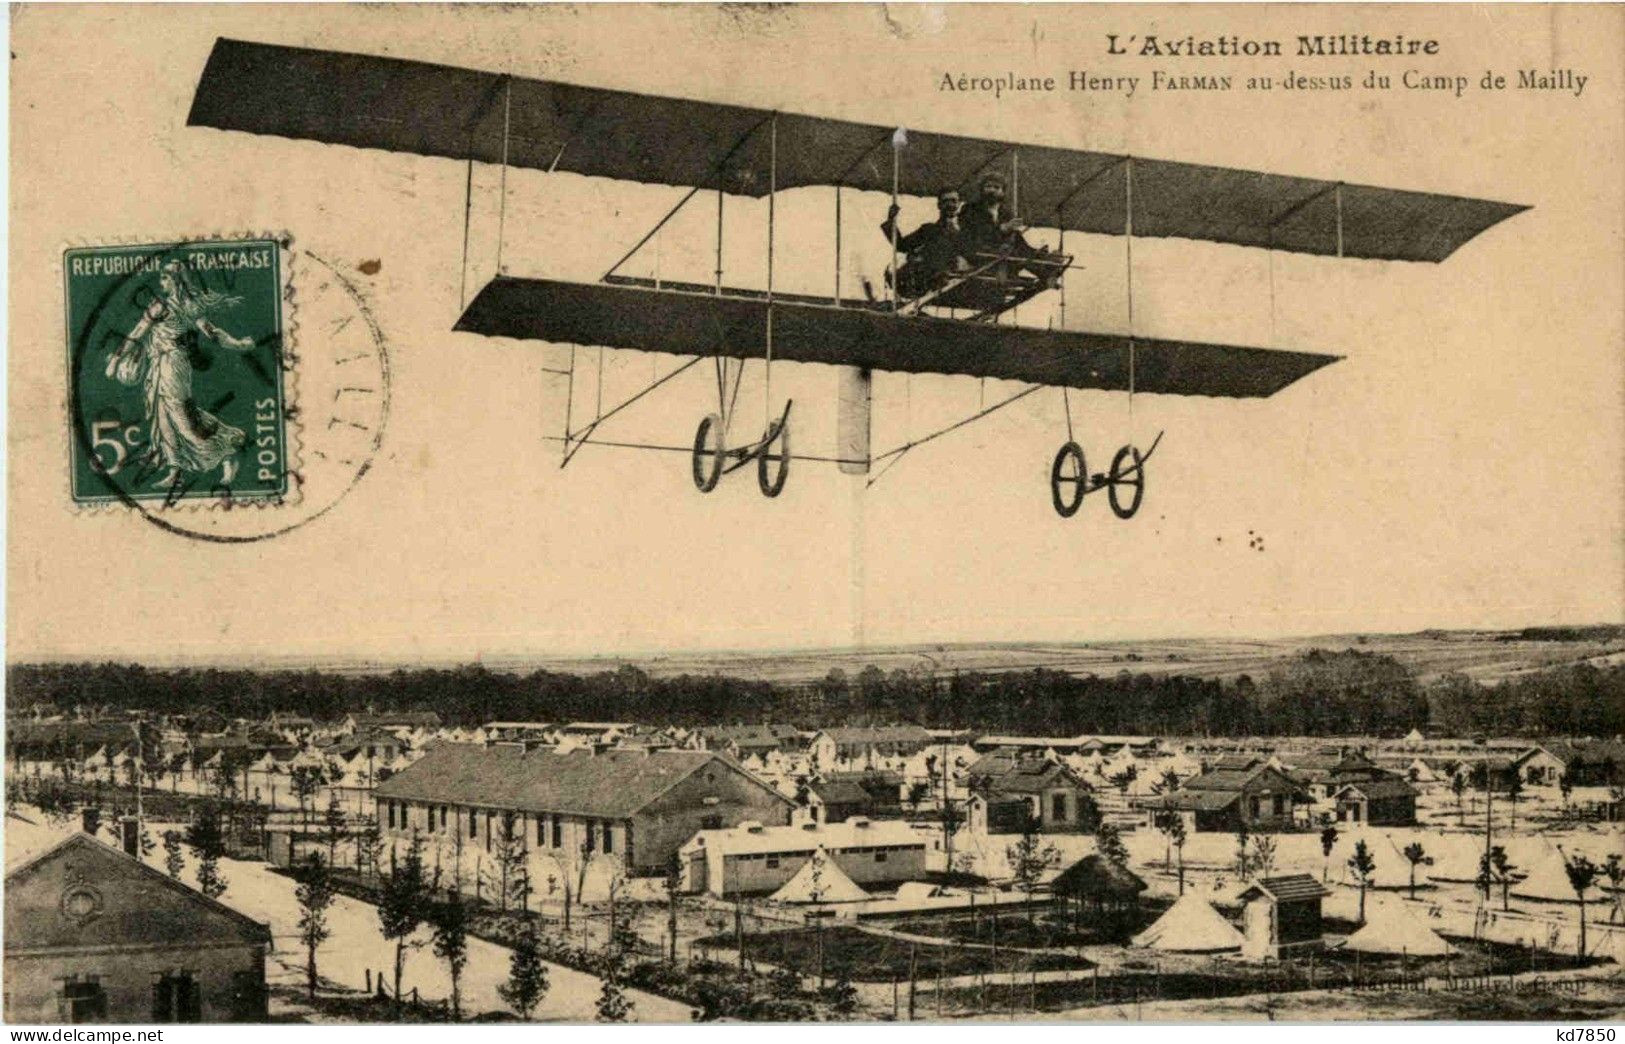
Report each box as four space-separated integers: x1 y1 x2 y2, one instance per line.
1237 874 1329 961
1051 855 1146 929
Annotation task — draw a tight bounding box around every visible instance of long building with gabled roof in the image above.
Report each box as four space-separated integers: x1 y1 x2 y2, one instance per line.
374 743 793 878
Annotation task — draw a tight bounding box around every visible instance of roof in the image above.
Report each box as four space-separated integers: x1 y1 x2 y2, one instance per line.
190 39 1526 262
457 278 1340 400
1237 874 1331 904
684 818 924 857
374 743 788 819
967 752 1085 794
809 779 874 806
1051 855 1147 899
349 711 441 727
1334 776 1418 801
815 725 934 747
1182 764 1306 796
701 724 800 748
5 833 270 955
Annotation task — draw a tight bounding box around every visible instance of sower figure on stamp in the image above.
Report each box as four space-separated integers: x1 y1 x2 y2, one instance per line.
880 189 969 300
960 173 1062 287
105 261 257 488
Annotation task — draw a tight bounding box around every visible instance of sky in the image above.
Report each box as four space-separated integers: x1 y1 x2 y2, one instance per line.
8 4 1622 666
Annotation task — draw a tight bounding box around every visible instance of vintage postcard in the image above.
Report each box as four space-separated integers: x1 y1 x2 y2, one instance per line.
5 2 1623 1028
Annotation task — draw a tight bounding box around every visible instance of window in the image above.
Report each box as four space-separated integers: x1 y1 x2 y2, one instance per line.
61 978 108 1023
603 823 614 854
537 814 546 846
1052 793 1068 821
1250 797 1261 817
552 816 562 848
152 972 202 1023
439 805 448 831
1273 795 1285 815
876 851 888 863
469 810 477 839
701 814 723 830
386 801 396 830
765 856 780 869
485 812 494 851
585 822 597 853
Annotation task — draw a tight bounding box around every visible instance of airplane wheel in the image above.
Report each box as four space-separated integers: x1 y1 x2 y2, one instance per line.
1050 441 1086 518
757 417 791 498
692 413 724 493
1108 444 1146 520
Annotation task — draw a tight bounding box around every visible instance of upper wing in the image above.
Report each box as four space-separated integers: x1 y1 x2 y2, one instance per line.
189 38 1527 263
454 279 1339 399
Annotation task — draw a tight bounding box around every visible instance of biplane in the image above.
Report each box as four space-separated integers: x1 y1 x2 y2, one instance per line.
188 38 1527 518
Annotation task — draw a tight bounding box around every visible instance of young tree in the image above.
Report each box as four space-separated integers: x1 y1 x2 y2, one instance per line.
1095 820 1129 870
498 918 550 1020
186 807 228 900
491 811 528 912
1562 852 1600 961
1450 773 1467 826
323 791 347 869
379 831 428 1005
822 975 859 1016
1601 854 1624 926
1152 810 1179 870
664 854 683 964
290 765 323 826
1006 815 1060 923
431 888 471 1020
1347 840 1377 924
1398 842 1426 900
1251 835 1278 878
356 815 384 886
1488 846 1516 912
1234 821 1252 877
594 969 633 1023
294 854 336 1000
1319 826 1339 883
162 829 185 879
1168 814 1189 895
1505 775 1524 830
1559 772 1574 807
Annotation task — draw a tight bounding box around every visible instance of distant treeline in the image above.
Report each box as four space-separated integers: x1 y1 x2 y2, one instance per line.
7 649 1623 739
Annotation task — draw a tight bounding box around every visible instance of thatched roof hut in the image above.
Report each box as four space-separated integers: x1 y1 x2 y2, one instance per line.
1052 855 1146 905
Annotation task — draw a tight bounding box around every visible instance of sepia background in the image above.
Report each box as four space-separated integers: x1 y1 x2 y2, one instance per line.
8 3 1622 665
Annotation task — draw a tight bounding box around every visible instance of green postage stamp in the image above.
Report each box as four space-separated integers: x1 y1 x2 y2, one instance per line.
64 238 291 506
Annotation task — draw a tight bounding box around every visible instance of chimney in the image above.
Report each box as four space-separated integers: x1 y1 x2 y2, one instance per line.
119 816 140 858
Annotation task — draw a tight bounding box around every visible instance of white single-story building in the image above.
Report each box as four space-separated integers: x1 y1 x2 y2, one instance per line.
681 817 928 897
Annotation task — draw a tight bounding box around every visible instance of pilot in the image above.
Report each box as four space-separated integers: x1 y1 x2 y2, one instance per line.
961 173 1061 287
880 189 969 299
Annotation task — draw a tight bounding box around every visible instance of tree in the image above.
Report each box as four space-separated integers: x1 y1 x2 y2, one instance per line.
822 976 859 1016
1319 826 1339 883
1486 846 1516 912
323 791 346 869
1251 835 1278 878
1402 842 1428 900
294 854 336 1000
1006 815 1060 923
186 807 228 900
491 812 528 912
431 888 470 1020
290 765 323 826
356 815 384 885
1562 852 1599 960
1347 840 1376 924
1152 810 1180 870
1167 814 1188 895
1506 775 1524 830
379 831 428 1005
162 830 185 879
1450 772 1467 826
595 970 633 1023
1095 820 1129 870
664 855 682 963
1559 772 1574 807
1602 854 1624 926
498 918 550 1020
1234 821 1252 877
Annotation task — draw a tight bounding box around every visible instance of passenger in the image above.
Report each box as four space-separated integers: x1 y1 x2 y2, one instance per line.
961 173 1062 287
880 190 969 299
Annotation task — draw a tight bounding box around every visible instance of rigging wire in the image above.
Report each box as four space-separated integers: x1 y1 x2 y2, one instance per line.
496 76 511 275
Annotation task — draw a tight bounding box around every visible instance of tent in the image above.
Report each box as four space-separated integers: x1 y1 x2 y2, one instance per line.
1133 892 1244 952
771 848 869 904
1342 899 1458 956
1512 850 1612 904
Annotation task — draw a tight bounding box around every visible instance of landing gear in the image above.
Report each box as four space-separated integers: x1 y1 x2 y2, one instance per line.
1050 442 1086 518
691 401 794 498
1048 434 1160 520
757 415 790 498
692 413 724 493
1108 444 1146 520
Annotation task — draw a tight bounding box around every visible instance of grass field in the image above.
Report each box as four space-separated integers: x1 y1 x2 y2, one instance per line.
694 926 1092 983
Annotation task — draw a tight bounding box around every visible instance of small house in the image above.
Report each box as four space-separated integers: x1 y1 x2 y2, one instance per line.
1237 874 1329 961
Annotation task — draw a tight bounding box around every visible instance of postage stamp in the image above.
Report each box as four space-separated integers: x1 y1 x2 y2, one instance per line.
64 238 290 506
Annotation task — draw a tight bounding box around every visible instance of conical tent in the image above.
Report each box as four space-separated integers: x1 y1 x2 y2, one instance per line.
771 847 869 904
1512 851 1611 904
1343 900 1458 956
1133 892 1244 952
